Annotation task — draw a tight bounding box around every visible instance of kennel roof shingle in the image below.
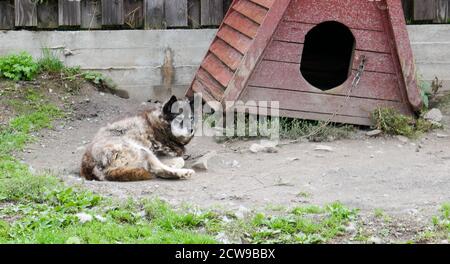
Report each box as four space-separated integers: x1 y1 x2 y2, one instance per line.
186 0 422 125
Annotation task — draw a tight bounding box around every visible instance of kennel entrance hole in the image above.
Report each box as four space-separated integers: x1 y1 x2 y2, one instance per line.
300 21 356 91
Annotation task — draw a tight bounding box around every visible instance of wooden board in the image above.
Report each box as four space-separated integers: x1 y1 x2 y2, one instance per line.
165 0 188 27
284 0 385 31
414 0 435 20
59 0 81 26
0 0 14 29
233 0 267 24
144 0 165 29
201 53 234 87
201 0 223 26
216 25 253 54
434 0 449 23
102 0 124 26
188 0 201 28
241 86 409 118
223 11 259 38
14 0 37 27
264 40 396 74
248 60 402 101
209 38 243 71
273 21 391 53
81 0 102 29
124 0 144 28
37 0 58 29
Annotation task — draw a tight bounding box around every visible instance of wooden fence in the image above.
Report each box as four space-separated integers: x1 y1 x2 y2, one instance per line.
0 0 233 29
0 0 448 30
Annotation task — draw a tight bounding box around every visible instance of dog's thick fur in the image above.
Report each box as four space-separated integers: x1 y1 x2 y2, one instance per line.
80 96 195 181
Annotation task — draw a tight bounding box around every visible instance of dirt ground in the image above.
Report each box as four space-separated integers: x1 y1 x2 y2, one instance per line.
17 86 450 241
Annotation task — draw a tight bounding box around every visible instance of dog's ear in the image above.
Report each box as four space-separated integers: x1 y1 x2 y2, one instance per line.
163 95 178 116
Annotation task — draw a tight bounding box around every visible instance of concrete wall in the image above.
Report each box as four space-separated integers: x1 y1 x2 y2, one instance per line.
408 25 450 92
0 29 216 100
0 25 448 100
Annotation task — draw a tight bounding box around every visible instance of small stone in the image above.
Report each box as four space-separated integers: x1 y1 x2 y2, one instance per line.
76 213 93 223
436 133 449 138
314 145 334 152
424 108 443 123
231 160 240 168
94 215 107 222
287 157 299 162
192 151 217 171
66 236 82 244
249 140 279 153
366 129 382 137
368 236 383 244
235 206 250 219
345 222 357 233
249 143 264 153
396 135 409 144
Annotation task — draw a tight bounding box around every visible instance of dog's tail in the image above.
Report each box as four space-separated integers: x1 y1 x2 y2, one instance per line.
104 167 154 182
80 151 97 181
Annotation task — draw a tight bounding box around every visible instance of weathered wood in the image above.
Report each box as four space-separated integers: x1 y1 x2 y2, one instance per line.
223 0 233 15
414 0 435 20
201 53 234 87
273 21 391 54
144 0 165 29
81 0 102 29
263 40 395 74
223 11 259 38
434 0 449 23
37 0 58 29
216 25 253 54
124 0 144 28
401 0 413 22
102 0 124 26
201 0 223 26
285 0 384 31
209 38 243 71
0 0 14 29
14 0 37 27
249 60 402 101
241 86 408 118
188 0 200 28
165 0 188 27
233 0 267 24
58 0 81 26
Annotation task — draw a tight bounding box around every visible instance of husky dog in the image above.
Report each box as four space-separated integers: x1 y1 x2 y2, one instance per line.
80 96 196 181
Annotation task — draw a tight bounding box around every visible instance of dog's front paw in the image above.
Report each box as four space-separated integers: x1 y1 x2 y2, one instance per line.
179 169 195 179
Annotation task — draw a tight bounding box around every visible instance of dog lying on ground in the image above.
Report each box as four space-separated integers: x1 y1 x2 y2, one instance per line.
80 96 195 181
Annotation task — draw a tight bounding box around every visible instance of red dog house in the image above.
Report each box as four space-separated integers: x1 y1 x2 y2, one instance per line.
186 0 422 125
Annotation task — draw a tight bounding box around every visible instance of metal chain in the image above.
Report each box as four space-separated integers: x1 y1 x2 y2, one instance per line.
282 55 367 144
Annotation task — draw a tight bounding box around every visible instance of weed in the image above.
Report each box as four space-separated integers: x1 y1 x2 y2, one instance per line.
247 202 358 244
37 48 64 73
208 114 354 142
279 117 354 142
0 52 39 81
372 107 437 138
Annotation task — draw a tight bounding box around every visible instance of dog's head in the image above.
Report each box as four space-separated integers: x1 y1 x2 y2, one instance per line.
155 95 196 145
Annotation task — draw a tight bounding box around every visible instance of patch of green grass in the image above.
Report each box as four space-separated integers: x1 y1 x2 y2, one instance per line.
0 52 39 81
372 107 437 138
416 203 450 243
279 117 354 142
243 202 358 244
37 48 64 73
208 114 354 142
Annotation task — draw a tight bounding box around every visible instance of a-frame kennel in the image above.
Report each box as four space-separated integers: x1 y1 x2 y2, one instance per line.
186 0 422 125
